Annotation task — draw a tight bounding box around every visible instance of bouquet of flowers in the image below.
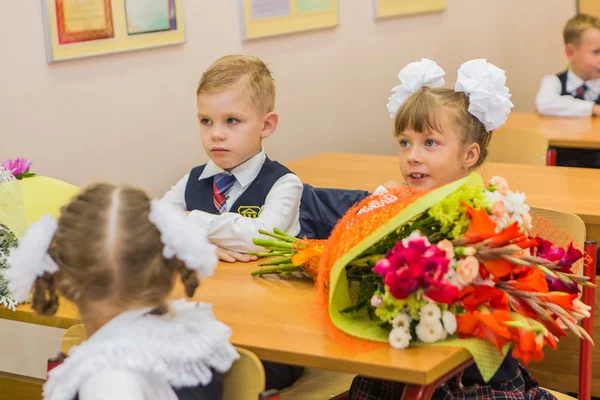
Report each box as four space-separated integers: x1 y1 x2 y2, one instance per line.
0 158 79 310
251 173 593 379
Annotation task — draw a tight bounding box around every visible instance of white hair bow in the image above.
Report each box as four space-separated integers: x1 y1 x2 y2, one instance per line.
6 215 58 302
386 58 446 119
6 199 219 306
455 59 514 131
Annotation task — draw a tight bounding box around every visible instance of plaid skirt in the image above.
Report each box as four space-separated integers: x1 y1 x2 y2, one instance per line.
348 365 557 400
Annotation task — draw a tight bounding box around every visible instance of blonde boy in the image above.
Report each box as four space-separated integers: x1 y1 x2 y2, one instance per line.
536 13 600 117
164 55 303 262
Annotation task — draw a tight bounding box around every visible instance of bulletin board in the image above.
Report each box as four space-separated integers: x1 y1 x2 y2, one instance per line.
41 0 185 62
372 0 445 19
239 0 338 40
579 0 600 17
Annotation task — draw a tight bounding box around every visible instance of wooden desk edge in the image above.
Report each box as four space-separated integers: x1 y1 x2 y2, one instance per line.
243 343 473 385
0 307 78 330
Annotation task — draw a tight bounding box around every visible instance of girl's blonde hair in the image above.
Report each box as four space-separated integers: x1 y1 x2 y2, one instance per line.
393 87 491 168
33 184 199 316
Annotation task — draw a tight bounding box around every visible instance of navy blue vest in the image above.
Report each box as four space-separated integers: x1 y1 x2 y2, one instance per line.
184 157 292 216
556 70 600 104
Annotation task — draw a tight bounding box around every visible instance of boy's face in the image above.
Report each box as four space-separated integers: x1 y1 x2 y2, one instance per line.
567 28 600 81
197 78 277 171
397 113 479 190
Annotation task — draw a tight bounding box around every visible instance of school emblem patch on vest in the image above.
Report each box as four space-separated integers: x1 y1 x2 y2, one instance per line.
237 206 262 218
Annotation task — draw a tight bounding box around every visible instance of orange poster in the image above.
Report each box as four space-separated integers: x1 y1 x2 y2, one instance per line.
55 0 115 44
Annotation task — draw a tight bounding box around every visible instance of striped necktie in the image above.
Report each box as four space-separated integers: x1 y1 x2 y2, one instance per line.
213 173 237 214
574 83 588 100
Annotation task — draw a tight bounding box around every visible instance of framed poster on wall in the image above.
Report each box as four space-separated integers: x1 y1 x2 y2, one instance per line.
372 0 445 19
239 0 338 40
41 0 185 62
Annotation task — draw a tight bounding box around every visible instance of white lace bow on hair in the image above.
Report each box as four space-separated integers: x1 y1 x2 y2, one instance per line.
386 58 513 131
387 58 446 119
6 198 219 303
455 59 514 132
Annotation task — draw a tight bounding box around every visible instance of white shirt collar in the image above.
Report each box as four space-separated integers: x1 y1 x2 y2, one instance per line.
43 300 238 400
566 69 600 94
198 150 266 189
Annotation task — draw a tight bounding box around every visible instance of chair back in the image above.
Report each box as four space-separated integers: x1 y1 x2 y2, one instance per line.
527 207 598 399
60 323 87 355
488 126 549 166
223 347 265 400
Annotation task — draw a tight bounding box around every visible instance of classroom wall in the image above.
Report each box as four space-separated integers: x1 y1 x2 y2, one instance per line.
0 1 575 196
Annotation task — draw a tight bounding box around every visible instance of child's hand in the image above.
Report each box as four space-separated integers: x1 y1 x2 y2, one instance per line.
593 104 600 117
217 248 258 263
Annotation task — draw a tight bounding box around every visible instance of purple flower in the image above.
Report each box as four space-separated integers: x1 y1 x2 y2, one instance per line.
0 157 34 179
546 276 580 294
535 238 583 272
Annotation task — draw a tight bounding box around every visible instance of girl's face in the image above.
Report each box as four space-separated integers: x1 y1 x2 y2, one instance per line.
397 111 480 190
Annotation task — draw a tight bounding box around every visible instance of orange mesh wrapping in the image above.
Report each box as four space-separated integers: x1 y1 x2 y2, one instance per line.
312 186 428 351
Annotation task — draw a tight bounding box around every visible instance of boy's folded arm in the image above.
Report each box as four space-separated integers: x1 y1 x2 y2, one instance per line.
162 173 190 211
536 74 594 117
188 174 303 253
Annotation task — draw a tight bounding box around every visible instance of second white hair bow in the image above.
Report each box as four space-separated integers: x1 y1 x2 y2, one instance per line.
387 58 446 119
454 59 514 131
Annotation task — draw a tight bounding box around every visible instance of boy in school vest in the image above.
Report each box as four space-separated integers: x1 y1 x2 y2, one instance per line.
163 55 303 263
163 55 304 391
535 13 600 168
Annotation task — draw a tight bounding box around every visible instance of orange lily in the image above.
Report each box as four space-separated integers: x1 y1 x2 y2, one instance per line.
510 268 549 293
457 309 513 353
484 259 518 279
291 247 323 266
460 286 509 311
463 204 498 243
540 292 578 311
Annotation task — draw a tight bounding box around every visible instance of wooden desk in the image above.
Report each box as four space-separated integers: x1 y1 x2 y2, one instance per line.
0 262 472 387
286 152 600 244
505 112 600 149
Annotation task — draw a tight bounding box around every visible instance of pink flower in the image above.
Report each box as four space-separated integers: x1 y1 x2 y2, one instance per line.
456 256 480 287
373 258 391 276
385 267 419 299
491 201 506 217
370 295 383 308
490 176 509 195
0 157 33 179
545 275 579 294
535 238 583 272
436 240 455 260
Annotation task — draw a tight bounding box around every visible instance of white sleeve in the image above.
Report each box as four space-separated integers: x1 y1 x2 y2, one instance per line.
162 173 190 211
535 74 594 117
187 173 303 253
79 369 176 400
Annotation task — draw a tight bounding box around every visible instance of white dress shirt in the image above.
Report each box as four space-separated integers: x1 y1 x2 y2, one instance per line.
163 151 303 253
536 69 600 117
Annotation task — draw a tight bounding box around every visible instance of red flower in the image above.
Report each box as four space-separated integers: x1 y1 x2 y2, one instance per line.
426 281 460 304
460 286 509 312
